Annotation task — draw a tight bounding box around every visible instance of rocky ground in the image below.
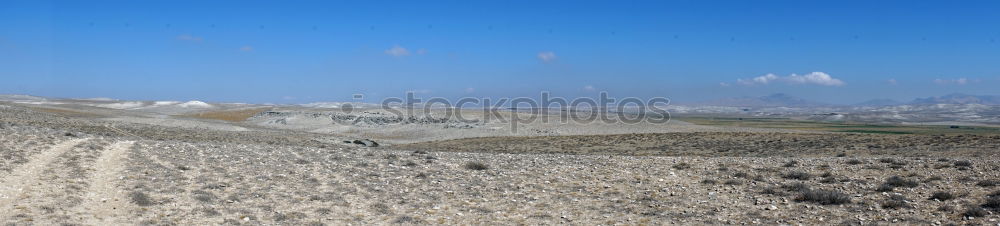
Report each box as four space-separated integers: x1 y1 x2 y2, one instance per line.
398 132 1000 157
1 104 1000 225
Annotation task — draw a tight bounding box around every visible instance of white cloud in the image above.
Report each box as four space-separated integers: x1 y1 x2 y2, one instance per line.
738 73 779 85
240 46 254 52
785 72 844 86
464 88 475 93
583 85 596 91
887 79 898 85
176 34 203 42
734 72 844 86
385 45 410 57
719 82 731 87
537 51 556 63
934 78 971 85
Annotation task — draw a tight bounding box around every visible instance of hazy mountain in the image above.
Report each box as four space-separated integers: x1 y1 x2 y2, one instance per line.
696 93 829 107
911 93 1000 105
854 98 902 106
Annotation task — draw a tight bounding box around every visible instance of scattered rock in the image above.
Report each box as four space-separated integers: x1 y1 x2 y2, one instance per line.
352 139 379 147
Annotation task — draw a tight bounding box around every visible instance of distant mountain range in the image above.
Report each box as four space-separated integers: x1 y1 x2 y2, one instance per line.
910 93 1000 105
693 93 1000 107
695 93 829 107
854 99 902 106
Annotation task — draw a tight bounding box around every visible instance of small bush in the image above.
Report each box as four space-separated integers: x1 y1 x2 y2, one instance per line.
370 203 392 215
875 184 895 192
884 176 919 188
954 160 972 167
845 159 864 165
783 171 811 180
192 191 216 203
863 165 883 170
761 186 784 196
880 158 907 168
672 163 691 170
393 215 419 224
701 179 718 185
983 197 1000 209
781 183 811 192
836 153 847 157
723 179 742 185
795 189 851 205
130 191 155 206
733 172 749 178
820 177 838 184
881 195 910 209
929 191 955 201
924 176 943 183
782 160 798 168
463 162 489 171
988 190 1000 198
964 206 989 218
977 180 1000 187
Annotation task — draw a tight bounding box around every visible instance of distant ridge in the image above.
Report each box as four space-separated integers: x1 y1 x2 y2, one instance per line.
696 93 829 107
910 93 1000 105
854 98 902 106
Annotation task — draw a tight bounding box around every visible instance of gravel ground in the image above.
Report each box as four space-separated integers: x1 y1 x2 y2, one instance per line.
398 132 1000 157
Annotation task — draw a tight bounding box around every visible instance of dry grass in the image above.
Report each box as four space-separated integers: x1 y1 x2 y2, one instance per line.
186 108 270 122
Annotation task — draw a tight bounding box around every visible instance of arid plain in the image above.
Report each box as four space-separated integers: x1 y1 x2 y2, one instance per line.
1 96 999 225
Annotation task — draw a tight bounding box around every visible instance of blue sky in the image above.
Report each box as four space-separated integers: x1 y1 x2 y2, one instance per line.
1 0 999 104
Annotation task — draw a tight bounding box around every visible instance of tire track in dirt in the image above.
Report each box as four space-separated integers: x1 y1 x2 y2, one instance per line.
0 138 89 220
77 140 135 225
